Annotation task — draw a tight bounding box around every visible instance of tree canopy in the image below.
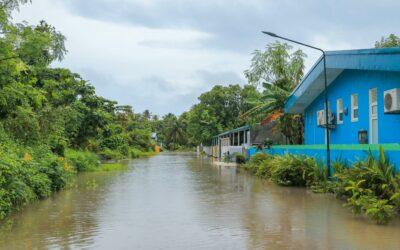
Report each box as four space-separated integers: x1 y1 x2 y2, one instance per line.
375 34 400 48
0 3 156 159
243 42 306 144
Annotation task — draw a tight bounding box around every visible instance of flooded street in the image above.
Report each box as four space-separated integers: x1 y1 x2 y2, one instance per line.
1 152 399 249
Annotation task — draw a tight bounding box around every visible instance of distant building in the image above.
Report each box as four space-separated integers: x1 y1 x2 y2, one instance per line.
210 123 285 159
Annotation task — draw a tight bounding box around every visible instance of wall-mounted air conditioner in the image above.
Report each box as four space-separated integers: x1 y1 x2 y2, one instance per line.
317 109 335 128
384 88 400 114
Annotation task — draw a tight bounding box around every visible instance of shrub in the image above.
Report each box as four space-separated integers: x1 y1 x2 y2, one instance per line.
249 153 268 165
50 138 67 157
363 195 396 225
241 153 273 177
235 153 246 164
24 168 52 199
334 147 399 224
255 160 271 178
0 189 12 220
39 158 70 191
269 154 316 186
98 148 123 161
0 138 74 220
129 148 141 158
65 149 100 172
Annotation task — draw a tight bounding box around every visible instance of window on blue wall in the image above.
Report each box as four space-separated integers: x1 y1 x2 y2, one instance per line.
337 98 343 124
351 94 359 122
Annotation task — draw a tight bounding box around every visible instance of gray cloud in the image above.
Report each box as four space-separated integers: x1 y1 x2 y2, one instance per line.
16 0 400 116
59 0 400 52
72 68 202 114
195 70 244 86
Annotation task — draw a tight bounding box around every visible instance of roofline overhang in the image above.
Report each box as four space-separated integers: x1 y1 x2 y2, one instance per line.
284 47 400 114
213 125 251 138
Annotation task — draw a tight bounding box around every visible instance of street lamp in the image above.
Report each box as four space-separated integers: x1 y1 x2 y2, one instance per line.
262 31 331 176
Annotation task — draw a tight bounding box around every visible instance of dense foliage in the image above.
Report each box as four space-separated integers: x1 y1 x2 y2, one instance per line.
0 1 157 219
241 149 400 224
375 34 400 48
0 127 73 219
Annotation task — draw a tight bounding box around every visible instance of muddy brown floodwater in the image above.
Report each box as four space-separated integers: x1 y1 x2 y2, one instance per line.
1 152 400 249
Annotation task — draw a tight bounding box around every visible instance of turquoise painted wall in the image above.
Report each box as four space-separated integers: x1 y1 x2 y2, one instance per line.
248 144 400 172
304 70 400 144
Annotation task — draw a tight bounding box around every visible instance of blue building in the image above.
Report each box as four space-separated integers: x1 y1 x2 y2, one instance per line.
250 48 400 170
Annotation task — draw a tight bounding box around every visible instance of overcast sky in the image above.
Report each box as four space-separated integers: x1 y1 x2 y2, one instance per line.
13 0 400 115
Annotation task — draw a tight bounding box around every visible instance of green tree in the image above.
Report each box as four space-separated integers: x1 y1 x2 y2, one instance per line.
244 42 306 144
159 113 184 149
183 84 259 145
375 34 400 48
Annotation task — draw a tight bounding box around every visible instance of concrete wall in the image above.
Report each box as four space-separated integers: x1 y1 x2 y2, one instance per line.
304 70 400 144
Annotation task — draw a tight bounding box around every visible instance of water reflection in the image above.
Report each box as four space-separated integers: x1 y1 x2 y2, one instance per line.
0 170 126 249
0 153 399 249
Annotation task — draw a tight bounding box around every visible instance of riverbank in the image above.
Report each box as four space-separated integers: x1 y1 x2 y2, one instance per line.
0 138 157 221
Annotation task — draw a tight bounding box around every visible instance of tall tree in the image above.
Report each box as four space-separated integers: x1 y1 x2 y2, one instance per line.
244 42 306 144
375 34 400 48
185 84 259 145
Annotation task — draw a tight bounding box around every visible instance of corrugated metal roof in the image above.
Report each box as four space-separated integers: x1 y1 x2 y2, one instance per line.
214 125 250 138
285 47 400 114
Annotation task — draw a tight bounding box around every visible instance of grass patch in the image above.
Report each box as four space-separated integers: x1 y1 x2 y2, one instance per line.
130 148 157 158
65 149 100 172
99 163 128 171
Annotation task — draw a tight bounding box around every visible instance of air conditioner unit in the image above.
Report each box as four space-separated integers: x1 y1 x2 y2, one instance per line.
317 109 335 128
384 88 400 114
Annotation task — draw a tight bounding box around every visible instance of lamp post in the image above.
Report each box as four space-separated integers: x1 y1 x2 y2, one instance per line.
262 31 331 176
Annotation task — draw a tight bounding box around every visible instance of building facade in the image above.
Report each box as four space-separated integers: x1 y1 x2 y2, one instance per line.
250 48 400 170
304 69 400 145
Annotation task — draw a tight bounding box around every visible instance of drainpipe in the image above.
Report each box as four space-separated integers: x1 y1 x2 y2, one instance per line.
262 31 331 177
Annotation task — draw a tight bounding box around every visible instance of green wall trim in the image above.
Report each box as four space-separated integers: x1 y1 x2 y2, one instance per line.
269 143 400 151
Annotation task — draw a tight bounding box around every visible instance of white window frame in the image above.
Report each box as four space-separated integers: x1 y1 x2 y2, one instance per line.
351 94 359 122
337 98 343 124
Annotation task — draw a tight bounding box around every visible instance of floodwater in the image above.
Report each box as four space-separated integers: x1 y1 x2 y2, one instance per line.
1 153 399 250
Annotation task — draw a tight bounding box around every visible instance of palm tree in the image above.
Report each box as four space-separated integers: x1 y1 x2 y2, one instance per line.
167 119 185 149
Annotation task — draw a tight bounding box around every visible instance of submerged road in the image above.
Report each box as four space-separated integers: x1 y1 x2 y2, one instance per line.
0 152 399 249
